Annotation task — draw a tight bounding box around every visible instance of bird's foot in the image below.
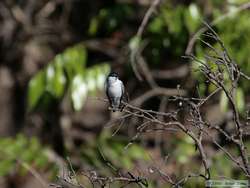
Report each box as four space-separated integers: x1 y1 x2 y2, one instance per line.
108 106 116 112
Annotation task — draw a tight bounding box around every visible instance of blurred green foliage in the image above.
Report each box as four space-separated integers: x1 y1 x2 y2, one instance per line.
80 130 150 172
0 134 56 177
88 4 134 36
174 135 195 164
73 130 150 187
28 44 110 111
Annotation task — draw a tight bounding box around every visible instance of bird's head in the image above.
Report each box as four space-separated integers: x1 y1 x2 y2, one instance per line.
107 72 119 83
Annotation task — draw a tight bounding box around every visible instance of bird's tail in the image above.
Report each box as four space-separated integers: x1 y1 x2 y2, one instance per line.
112 98 121 112
119 92 129 112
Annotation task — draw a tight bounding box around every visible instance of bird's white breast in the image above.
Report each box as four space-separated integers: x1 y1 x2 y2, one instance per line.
108 80 122 98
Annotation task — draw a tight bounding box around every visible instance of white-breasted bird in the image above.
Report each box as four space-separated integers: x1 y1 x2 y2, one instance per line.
105 72 127 112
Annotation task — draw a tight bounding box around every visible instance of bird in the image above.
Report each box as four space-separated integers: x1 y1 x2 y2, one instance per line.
105 72 127 112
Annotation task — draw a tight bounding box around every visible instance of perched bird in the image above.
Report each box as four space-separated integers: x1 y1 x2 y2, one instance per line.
105 72 127 112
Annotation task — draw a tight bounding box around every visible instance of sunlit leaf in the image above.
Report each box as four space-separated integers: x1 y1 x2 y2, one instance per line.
128 145 149 160
96 63 110 90
184 3 201 33
176 135 195 164
28 71 46 110
62 44 87 78
220 92 228 113
0 159 14 176
148 17 164 34
71 75 88 111
46 60 66 98
129 36 141 51
162 6 183 34
88 17 99 36
120 156 132 169
236 87 245 114
85 68 97 93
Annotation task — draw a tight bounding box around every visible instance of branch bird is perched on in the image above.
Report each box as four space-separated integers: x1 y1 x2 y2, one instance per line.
105 72 127 112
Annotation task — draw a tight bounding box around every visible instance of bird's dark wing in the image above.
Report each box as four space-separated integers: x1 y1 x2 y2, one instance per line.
104 80 112 107
122 82 129 103
119 82 128 111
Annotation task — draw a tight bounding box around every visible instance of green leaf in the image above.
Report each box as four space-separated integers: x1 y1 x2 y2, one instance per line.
175 135 195 164
27 70 46 110
129 36 141 51
236 87 245 114
0 159 14 176
85 68 97 93
208 83 217 93
95 63 110 90
21 148 35 162
127 145 149 160
148 17 164 34
45 59 66 98
220 92 228 113
71 75 88 111
120 156 132 169
88 17 99 36
34 154 48 168
184 3 201 33
162 6 183 34
62 44 87 78
86 63 110 93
